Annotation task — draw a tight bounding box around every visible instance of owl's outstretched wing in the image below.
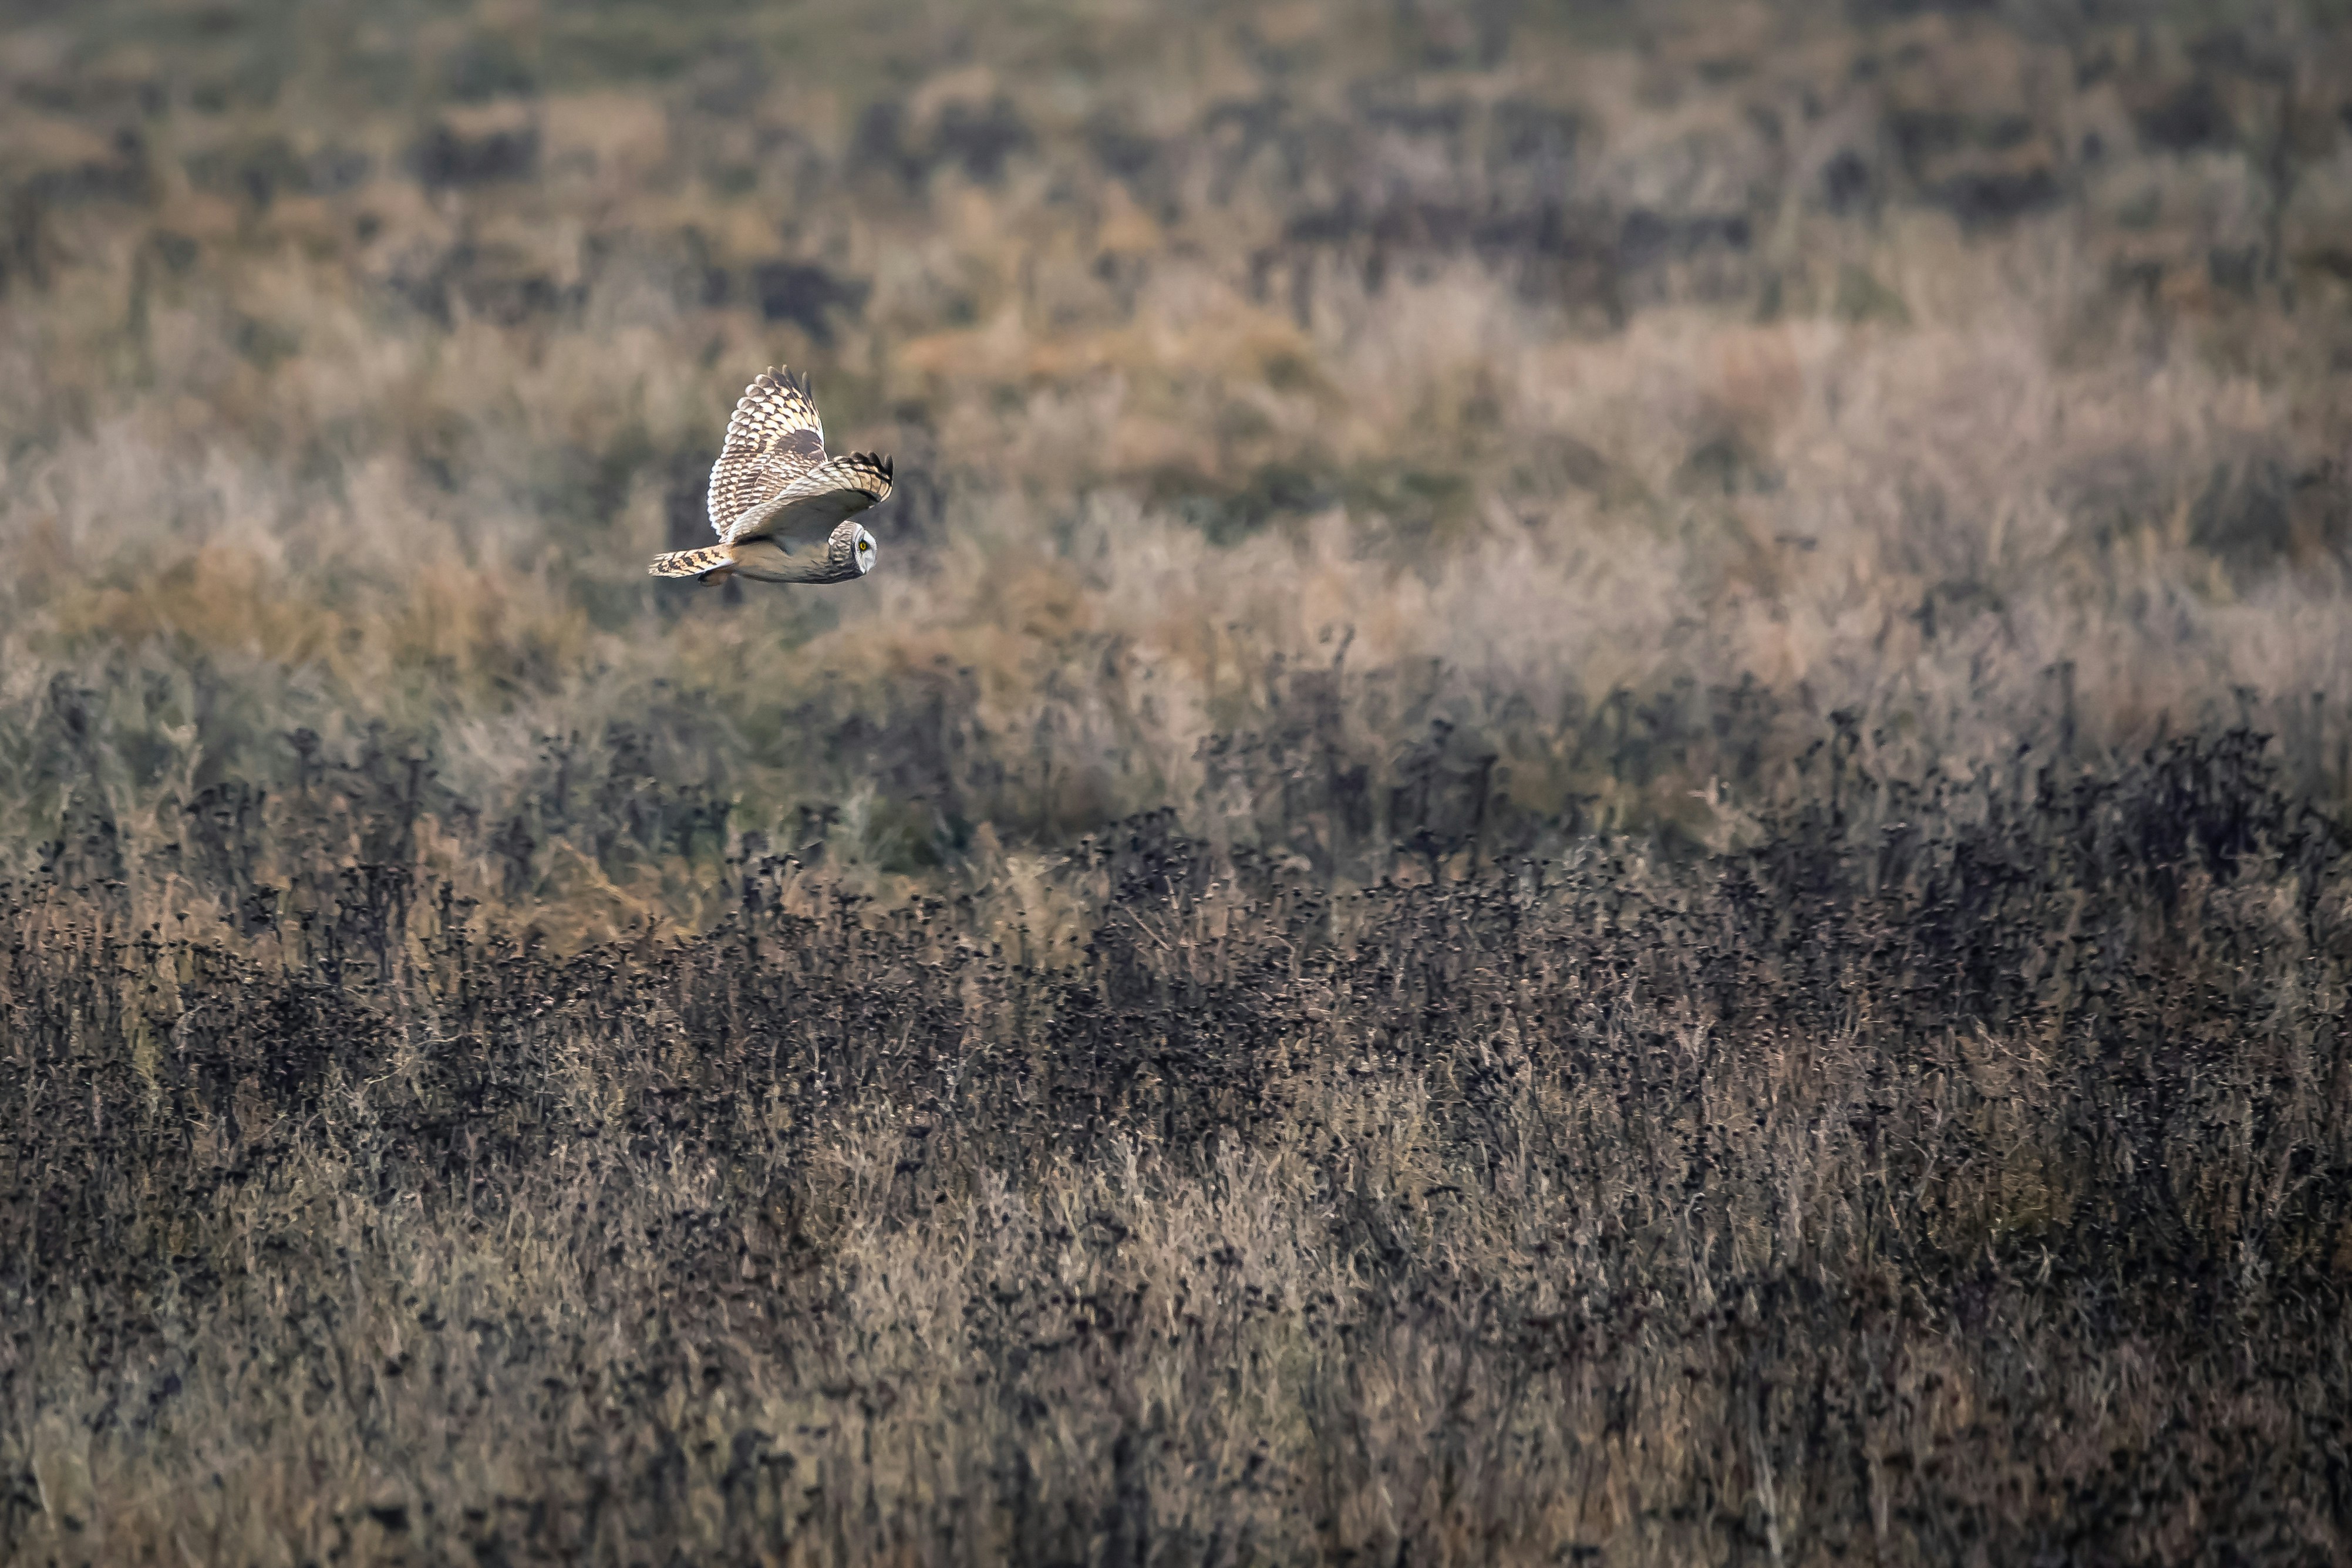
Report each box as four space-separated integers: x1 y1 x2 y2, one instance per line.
726 452 894 545
706 367 827 539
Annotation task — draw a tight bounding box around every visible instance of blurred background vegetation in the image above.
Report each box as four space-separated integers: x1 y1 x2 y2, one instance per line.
4 0 2348 926
6 1 2352 1563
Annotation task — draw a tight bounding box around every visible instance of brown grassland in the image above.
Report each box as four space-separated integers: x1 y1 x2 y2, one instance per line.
5 0 2352 1562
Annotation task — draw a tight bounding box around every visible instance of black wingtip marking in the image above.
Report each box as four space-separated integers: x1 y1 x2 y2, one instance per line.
755 366 814 400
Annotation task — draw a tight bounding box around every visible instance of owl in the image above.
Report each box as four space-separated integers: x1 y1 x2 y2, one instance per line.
648 366 893 586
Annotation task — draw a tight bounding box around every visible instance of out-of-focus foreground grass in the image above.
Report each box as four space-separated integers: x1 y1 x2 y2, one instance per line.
4 1 2352 1563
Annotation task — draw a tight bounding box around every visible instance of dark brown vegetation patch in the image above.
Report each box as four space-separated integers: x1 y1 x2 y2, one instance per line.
6 727 2351 1563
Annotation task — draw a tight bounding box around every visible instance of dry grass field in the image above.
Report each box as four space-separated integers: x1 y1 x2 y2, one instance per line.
5 0 2352 1562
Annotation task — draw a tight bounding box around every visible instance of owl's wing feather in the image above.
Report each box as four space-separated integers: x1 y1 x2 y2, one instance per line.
727 452 893 544
706 367 827 538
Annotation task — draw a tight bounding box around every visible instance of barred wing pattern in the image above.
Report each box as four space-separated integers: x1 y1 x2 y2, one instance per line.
706 368 827 540
729 452 894 546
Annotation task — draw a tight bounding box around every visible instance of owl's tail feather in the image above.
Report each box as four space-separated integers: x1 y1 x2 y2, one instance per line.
649 544 736 581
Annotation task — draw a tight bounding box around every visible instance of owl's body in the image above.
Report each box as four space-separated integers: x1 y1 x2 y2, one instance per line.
651 521 875 584
649 367 891 586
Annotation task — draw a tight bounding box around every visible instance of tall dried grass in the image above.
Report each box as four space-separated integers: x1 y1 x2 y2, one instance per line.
4 0 2351 1562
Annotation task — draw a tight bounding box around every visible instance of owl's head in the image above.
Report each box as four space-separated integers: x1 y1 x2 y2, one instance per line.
852 525 877 575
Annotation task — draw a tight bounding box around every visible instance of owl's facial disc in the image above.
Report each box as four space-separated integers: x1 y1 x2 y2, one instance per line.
852 525 877 575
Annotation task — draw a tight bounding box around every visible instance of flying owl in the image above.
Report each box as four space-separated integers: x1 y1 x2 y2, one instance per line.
648 366 893 586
